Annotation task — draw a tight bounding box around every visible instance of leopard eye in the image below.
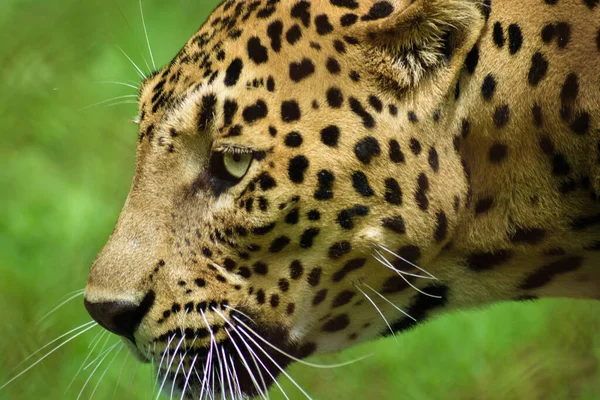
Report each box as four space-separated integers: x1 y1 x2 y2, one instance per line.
222 152 252 180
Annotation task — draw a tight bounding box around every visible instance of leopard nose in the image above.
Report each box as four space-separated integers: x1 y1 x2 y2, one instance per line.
84 291 155 340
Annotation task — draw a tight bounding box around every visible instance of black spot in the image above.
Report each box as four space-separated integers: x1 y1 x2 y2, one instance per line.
321 125 340 147
561 73 579 103
481 74 496 100
198 94 217 131
314 170 335 200
223 100 238 126
461 119 471 138
326 57 341 74
475 197 494 215
315 14 334 35
332 258 366 282
508 24 523 54
267 20 284 52
286 24 303 44
340 13 358 26
489 143 508 163
253 262 269 275
331 0 359 9
326 87 344 108
281 100 301 122
382 216 406 234
278 278 290 292
243 100 268 123
362 1 394 21
266 76 276 92
493 105 510 128
291 1 311 27
415 173 429 211
510 227 546 244
583 0 599 9
332 291 355 308
434 212 448 243
409 138 422 155
290 58 315 82
285 208 299 225
493 22 505 48
387 285 448 335
247 37 269 64
252 223 276 235
336 205 369 230
224 58 243 86
313 289 328 305
389 104 398 116
465 45 479 74
572 213 600 230
527 52 549 86
322 314 350 332
407 111 418 123
352 172 375 197
349 97 375 128
258 172 277 191
354 137 381 164
519 256 583 290
467 250 512 271
541 23 555 43
428 148 439 172
307 268 322 287
194 278 206 288
570 112 590 135
368 96 383 113
555 22 571 48
389 140 405 163
300 228 320 248
256 289 266 304
288 155 309 183
307 210 321 221
552 153 570 175
532 104 543 127
349 70 360 81
329 241 352 260
270 236 291 253
384 178 402 205
289 260 304 280
284 131 303 147
333 40 347 54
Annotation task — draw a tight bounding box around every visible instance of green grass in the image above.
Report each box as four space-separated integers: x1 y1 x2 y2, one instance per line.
0 1 598 399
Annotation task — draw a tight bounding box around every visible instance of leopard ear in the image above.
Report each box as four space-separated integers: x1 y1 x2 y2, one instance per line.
347 0 487 97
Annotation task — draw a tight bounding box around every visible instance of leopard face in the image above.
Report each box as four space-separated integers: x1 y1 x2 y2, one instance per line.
83 0 600 397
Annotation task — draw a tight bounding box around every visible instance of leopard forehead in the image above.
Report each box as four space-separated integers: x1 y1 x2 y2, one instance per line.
85 0 600 396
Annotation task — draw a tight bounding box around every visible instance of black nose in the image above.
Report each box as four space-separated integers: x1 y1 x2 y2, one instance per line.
84 291 155 340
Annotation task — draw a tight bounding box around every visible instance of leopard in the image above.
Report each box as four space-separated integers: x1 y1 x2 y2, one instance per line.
83 0 600 398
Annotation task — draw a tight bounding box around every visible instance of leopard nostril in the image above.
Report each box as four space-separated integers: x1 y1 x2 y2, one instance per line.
84 291 155 340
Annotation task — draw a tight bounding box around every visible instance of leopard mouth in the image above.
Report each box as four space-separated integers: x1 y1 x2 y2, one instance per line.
148 309 294 399
154 333 290 399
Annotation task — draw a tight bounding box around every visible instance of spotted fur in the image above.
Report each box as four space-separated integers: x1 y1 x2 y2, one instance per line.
84 0 600 397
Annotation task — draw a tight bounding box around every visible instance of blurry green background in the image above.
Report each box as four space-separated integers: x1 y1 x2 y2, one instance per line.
0 0 598 399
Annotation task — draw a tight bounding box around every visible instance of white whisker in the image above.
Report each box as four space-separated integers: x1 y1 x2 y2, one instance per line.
38 290 85 323
373 250 434 280
139 0 156 70
377 244 438 280
95 80 139 90
89 344 124 399
81 95 138 111
156 335 186 400
362 282 416 322
179 354 198 400
213 309 270 400
235 325 314 400
66 330 109 393
111 350 130 399
355 285 397 341
232 313 371 369
154 334 175 395
76 341 120 400
83 338 119 371
374 253 442 299
1 322 97 391
116 45 147 79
